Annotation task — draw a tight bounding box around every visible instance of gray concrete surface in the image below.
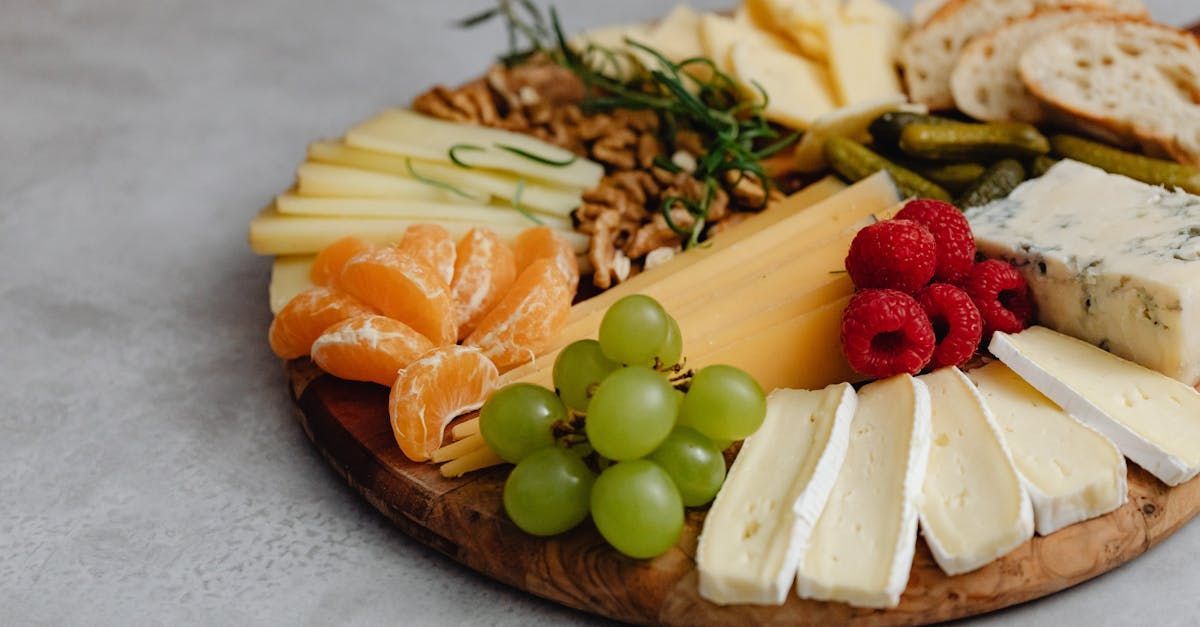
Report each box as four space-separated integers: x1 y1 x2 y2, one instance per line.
2 0 1197 625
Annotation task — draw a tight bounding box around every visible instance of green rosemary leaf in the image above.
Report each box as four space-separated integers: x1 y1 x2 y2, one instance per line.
511 179 545 225
405 158 478 200
494 142 578 167
448 143 485 168
456 7 499 28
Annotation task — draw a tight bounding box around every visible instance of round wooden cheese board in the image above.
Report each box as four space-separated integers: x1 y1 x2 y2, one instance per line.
286 358 1200 626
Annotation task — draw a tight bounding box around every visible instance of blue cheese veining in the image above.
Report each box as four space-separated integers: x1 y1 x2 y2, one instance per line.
966 160 1200 387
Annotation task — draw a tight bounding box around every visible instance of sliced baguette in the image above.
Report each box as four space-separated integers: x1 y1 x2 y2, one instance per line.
898 0 1147 110
1020 19 1200 166
950 6 1134 123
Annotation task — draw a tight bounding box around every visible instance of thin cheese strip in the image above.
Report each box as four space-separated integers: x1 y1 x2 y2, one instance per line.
431 433 485 463
450 419 481 441
440 446 503 478
274 194 572 230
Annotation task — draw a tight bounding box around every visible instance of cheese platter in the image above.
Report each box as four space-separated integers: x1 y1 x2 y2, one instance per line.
254 2 1200 624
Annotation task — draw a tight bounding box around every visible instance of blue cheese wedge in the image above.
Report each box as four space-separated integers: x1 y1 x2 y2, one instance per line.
917 367 1033 575
965 159 1200 387
697 383 857 606
967 362 1127 535
796 375 932 609
991 327 1200 486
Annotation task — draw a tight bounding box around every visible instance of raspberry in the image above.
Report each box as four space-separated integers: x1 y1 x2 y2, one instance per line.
964 260 1036 338
840 289 936 378
894 199 976 283
845 219 937 293
917 283 983 369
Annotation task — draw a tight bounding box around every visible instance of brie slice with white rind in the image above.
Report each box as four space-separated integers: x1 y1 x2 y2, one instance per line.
918 367 1033 575
697 383 857 606
967 361 1127 535
991 326 1200 486
796 374 932 609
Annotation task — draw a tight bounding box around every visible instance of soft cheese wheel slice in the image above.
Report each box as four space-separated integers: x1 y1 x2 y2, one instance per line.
991 326 1200 486
968 361 1127 535
697 383 857 606
796 374 932 609
917 367 1033 575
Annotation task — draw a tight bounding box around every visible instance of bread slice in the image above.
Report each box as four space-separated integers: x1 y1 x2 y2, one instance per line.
950 6 1133 123
898 0 1147 110
1020 18 1200 166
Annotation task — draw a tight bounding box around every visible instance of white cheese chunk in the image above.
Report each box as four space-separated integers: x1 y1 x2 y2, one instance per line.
796 375 931 609
917 367 1033 575
269 255 315 314
697 383 857 606
991 327 1200 486
967 361 1127 535
965 160 1200 386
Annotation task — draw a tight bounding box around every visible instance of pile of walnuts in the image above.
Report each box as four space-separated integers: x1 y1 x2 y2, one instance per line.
413 56 780 289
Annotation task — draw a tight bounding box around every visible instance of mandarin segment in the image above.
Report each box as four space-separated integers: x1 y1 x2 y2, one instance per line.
311 314 435 386
465 258 573 371
339 246 457 346
396 223 457 286
389 345 500 462
268 286 375 359
512 226 580 295
451 227 518 339
310 236 374 287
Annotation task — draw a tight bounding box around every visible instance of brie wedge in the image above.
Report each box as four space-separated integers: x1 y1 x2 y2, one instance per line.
697 383 857 606
991 327 1200 486
918 367 1033 575
796 375 932 609
967 362 1127 535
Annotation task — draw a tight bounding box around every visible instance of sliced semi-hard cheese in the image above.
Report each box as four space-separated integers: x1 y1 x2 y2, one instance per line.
698 13 800 73
307 141 583 216
824 17 905 105
967 361 1127 535
992 326 1200 486
346 109 604 190
698 383 857 605
966 160 1200 386
294 162 480 203
274 194 571 230
729 40 837 129
269 255 315 314
796 374 932 608
918 367 1033 574
645 5 705 63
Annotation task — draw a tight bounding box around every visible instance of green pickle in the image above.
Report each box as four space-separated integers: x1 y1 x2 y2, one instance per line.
867 111 956 152
1030 154 1059 178
957 159 1026 208
900 121 1050 161
1050 134 1200 194
824 136 951 201
918 162 987 192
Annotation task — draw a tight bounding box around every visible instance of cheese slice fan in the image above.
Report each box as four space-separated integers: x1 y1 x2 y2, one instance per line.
697 383 857 606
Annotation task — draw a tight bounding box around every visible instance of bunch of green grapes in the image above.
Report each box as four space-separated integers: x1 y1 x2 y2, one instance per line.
478 295 767 559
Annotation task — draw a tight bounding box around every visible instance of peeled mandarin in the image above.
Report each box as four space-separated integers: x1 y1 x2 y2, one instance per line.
339 246 457 346
465 258 572 371
268 286 375 359
512 226 579 295
389 345 500 462
395 223 456 286
310 236 374 287
451 227 518 339
311 314 435 386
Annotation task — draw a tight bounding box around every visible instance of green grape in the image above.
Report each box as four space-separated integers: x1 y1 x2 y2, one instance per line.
590 459 684 558
586 366 677 461
649 427 726 507
480 383 565 463
504 448 594 536
598 294 670 365
679 365 767 441
655 316 683 367
711 439 732 451
553 339 620 413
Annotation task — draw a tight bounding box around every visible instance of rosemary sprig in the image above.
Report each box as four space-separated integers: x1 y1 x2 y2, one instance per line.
459 2 799 249
494 143 578 167
510 179 545 225
448 143 485 168
405 158 478 200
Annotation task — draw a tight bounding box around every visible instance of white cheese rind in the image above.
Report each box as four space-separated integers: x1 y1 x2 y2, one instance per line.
917 368 1033 575
965 159 1200 387
697 383 857 606
991 327 1200 486
967 361 1127 535
795 375 932 609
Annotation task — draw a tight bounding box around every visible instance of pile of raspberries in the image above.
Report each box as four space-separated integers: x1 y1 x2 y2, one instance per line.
840 199 1035 378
